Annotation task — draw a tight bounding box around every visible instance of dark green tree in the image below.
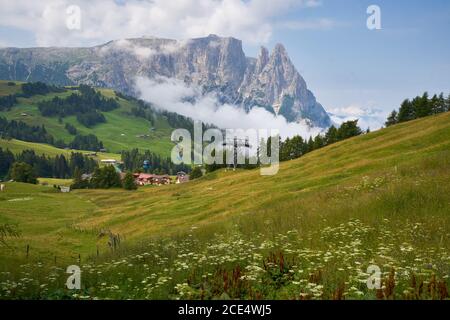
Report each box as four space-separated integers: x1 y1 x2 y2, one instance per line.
190 166 203 180
337 120 362 140
385 110 398 127
123 172 137 190
413 92 431 118
325 125 338 145
307 137 314 153
91 166 122 189
397 99 415 122
9 162 37 184
65 123 78 135
313 135 325 150
0 148 14 179
431 93 446 114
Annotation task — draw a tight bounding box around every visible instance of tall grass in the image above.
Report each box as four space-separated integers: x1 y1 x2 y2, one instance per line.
1 151 448 300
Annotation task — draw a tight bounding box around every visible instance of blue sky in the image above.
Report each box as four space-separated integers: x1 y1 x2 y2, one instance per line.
0 0 449 128
249 0 450 120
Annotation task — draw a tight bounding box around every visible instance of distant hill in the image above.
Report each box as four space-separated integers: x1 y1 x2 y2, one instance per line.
0 80 191 156
0 138 120 161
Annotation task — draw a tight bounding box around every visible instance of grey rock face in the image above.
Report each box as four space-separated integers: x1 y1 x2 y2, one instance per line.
0 35 331 127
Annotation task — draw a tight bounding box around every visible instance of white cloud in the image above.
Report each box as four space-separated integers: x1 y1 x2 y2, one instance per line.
328 105 388 131
0 0 321 47
135 76 323 140
97 39 182 60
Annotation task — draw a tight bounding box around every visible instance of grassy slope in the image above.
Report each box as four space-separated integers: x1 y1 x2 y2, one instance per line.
0 80 174 156
0 138 120 161
74 111 450 238
1 112 449 262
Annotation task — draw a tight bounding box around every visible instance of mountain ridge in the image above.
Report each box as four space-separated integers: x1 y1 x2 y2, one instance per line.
0 35 331 127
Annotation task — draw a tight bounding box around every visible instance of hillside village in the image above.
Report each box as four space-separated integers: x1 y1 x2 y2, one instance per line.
97 159 189 186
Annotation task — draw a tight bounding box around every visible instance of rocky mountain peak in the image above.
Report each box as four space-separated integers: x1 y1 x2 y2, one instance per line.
255 46 269 73
0 35 331 128
273 43 288 55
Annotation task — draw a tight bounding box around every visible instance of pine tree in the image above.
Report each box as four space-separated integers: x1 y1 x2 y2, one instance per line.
436 93 446 114
307 137 314 153
413 92 431 118
397 99 415 122
337 120 362 140
291 135 304 158
313 135 325 150
123 172 137 190
325 126 338 145
385 110 398 127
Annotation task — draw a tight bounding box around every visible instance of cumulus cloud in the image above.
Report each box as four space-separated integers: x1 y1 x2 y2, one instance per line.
135 76 323 141
0 0 322 47
328 105 388 131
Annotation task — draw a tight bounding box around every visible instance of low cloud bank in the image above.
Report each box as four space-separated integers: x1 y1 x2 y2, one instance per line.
135 76 323 140
328 105 387 131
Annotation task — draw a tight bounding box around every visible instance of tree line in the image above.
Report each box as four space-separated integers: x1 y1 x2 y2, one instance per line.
202 119 364 175
22 81 65 97
38 84 119 127
0 94 17 111
121 148 191 175
0 116 104 151
386 92 450 127
71 166 137 191
0 148 98 181
278 119 363 162
0 82 64 111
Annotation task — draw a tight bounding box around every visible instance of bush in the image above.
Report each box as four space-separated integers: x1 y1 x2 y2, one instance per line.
9 162 37 184
190 166 203 180
123 172 137 190
90 166 122 189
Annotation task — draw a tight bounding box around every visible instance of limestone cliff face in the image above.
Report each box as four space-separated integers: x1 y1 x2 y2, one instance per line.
0 35 331 127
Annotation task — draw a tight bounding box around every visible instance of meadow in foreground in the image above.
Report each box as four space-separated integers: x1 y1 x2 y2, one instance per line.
1 150 449 300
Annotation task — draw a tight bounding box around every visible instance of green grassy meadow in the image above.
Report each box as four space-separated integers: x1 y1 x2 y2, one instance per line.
0 138 121 161
0 80 174 156
0 112 449 299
